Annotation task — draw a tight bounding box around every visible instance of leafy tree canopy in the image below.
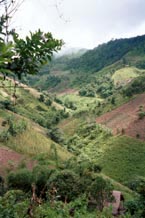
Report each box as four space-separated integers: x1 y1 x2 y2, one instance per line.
0 1 63 79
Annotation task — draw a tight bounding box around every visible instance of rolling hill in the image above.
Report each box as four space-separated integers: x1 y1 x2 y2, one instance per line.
0 77 72 176
96 93 145 140
65 34 145 72
26 34 145 97
1 34 145 217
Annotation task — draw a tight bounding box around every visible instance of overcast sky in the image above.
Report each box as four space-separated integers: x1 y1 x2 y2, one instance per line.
13 0 145 49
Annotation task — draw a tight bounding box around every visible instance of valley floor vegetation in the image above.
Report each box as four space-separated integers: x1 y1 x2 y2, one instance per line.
0 1 145 217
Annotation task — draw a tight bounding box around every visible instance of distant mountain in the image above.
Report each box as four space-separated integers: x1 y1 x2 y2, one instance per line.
50 47 87 72
26 34 145 96
55 47 87 58
64 34 145 72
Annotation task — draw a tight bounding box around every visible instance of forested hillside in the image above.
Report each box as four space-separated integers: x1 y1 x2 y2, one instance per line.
26 34 145 96
65 35 145 72
1 1 145 216
12 34 145 217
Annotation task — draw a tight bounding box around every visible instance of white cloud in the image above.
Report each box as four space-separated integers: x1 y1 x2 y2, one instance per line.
12 0 145 49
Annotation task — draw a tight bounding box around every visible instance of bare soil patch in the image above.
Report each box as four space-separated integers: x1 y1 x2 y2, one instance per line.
96 93 145 140
0 146 36 176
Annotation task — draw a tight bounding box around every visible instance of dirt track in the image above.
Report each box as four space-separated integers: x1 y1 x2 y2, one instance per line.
96 93 145 140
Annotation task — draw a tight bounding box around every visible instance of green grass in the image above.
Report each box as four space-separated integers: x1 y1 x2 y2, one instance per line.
82 133 145 183
112 67 140 86
6 125 71 160
94 59 123 77
0 83 72 162
0 81 69 131
98 136 145 183
0 109 9 118
0 116 72 162
58 117 80 136
101 173 135 200
66 121 145 184
1 68 145 201
58 93 102 113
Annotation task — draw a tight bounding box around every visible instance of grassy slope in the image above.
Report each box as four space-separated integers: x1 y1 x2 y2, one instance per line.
0 79 72 165
58 93 103 114
112 67 140 86
101 173 135 200
58 117 81 137
59 117 145 184
36 43 145 187
1 35 145 197
24 35 145 96
6 125 71 160
57 121 142 202
98 136 145 183
0 109 71 159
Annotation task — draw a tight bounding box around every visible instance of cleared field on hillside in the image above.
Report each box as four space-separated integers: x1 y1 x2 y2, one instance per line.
57 93 102 112
0 108 71 173
98 136 145 183
0 145 36 176
112 67 140 86
96 93 145 140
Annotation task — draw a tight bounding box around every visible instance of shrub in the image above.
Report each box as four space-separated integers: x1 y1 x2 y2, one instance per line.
64 99 77 110
0 100 14 111
3 116 27 137
79 87 96 97
0 176 5 196
0 190 28 218
93 164 102 173
123 76 145 96
138 111 145 120
79 88 87 96
125 200 139 216
47 127 64 144
32 165 54 196
136 133 140 138
88 176 113 211
0 129 10 142
48 170 80 202
54 97 63 104
39 94 45 102
7 169 33 192
8 118 27 136
111 96 115 105
45 98 52 106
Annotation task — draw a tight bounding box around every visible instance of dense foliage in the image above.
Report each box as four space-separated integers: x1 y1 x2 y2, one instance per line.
0 162 119 217
65 35 145 72
123 76 145 96
0 4 63 79
1 2 145 217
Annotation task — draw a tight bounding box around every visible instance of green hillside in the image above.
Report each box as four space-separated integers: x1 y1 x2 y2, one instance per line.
15 35 145 187
59 119 145 182
0 79 71 165
65 35 145 72
19 34 145 187
99 136 145 183
3 1 145 216
26 35 145 98
1 34 145 217
112 67 140 86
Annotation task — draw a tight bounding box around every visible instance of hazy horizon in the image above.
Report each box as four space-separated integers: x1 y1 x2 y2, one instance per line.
10 0 145 49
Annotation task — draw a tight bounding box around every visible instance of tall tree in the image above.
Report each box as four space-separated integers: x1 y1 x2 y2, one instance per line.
0 0 63 79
